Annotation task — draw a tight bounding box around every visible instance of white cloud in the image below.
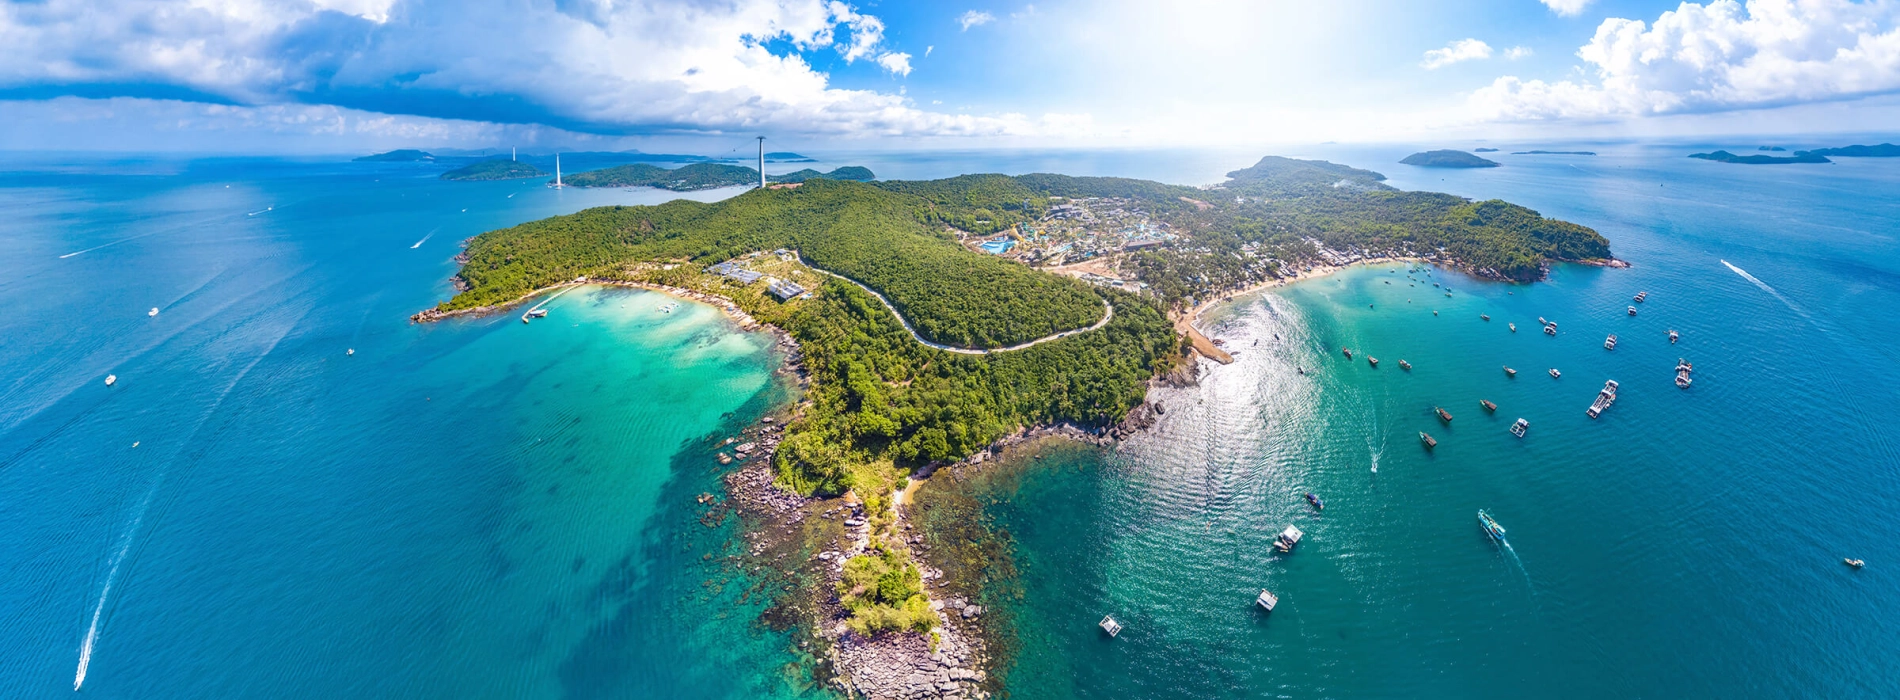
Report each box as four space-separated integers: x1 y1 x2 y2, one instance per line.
1473 0 1900 120
1011 5 1039 20
877 52 913 76
1540 0 1595 18
1422 39 1494 69
925 45 934 57
958 10 996 30
0 0 1054 138
1505 46 1534 60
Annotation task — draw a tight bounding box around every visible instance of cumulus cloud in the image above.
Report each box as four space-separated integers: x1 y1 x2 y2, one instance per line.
1505 46 1534 60
958 10 996 30
1540 0 1595 17
1473 0 1900 120
1422 39 1494 69
0 0 1049 138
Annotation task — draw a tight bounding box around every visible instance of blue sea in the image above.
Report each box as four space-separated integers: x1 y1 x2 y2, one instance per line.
2 144 1897 698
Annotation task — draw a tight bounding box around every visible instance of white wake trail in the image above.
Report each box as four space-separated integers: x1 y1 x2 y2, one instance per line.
411 227 439 249
1721 259 1808 317
74 482 159 690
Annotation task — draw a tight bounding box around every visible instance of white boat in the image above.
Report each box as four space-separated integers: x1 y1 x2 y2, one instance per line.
1274 525 1305 552
104 374 117 387
1256 590 1279 611
1510 418 1529 437
347 348 355 356
1099 615 1123 637
148 307 159 317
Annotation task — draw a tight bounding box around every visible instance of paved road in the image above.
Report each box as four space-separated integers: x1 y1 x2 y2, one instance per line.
801 258 1113 355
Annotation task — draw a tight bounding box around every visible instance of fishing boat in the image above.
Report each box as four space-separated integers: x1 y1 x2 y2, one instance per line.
1628 306 1638 316
1478 510 1507 542
1274 525 1305 552
1343 348 1352 359
1509 322 1517 332
1510 418 1529 437
104 374 116 387
1256 590 1279 611
1845 558 1865 569
1368 357 1379 367
1481 314 1490 321
1549 368 1562 379
1604 334 1618 350
1480 399 1497 412
1669 329 1679 343
1634 291 1648 303
148 307 159 317
1436 406 1453 422
1305 493 1324 511
1419 431 1437 449
1399 360 1411 370
1100 615 1123 637
1504 366 1517 377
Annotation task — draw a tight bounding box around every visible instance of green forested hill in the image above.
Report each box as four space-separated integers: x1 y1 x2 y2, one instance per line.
564 162 759 190
440 159 547 180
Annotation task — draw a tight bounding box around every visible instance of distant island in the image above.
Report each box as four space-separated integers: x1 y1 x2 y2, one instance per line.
1473 147 1499 152
1690 143 1900 165
354 149 435 162
563 162 759 190
771 166 875 183
1400 150 1500 168
765 151 818 162
1512 150 1596 156
1690 150 1831 165
440 159 548 181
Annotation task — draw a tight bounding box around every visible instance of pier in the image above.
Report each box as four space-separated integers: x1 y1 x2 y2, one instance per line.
520 282 581 323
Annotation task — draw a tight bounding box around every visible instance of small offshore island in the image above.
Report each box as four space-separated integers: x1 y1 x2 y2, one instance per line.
1691 143 1900 164
418 155 1612 698
440 159 547 181
1400 149 1501 168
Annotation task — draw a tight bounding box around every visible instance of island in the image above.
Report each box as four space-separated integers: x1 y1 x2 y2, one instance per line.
1473 147 1500 152
765 151 819 162
1689 150 1831 164
353 149 435 162
1512 150 1596 156
1759 146 1787 152
440 159 548 181
562 162 760 190
1400 150 1500 168
1800 143 1900 158
771 166 876 183
417 155 1612 695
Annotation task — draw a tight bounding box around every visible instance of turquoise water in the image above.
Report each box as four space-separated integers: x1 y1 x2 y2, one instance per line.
0 156 809 697
930 146 1900 697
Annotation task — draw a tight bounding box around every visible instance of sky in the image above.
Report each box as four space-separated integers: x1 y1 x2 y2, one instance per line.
1 0 1897 153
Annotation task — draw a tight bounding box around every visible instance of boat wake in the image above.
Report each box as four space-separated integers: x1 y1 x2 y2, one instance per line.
246 205 275 217
411 227 439 249
1721 259 1808 318
58 233 158 259
75 481 159 690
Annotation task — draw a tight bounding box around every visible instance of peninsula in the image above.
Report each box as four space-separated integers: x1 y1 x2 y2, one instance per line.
421 155 1611 695
1690 149 1831 164
353 149 434 162
1400 150 1500 168
440 159 547 181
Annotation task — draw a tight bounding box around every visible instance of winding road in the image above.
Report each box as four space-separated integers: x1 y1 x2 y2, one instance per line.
800 256 1114 355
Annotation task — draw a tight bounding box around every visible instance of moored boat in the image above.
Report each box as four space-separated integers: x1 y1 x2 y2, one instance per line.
1436 406 1453 422
1586 379 1619 418
104 374 116 387
1537 316 1546 325
1628 305 1638 316
1504 366 1517 377
1256 590 1279 611
1481 314 1490 321
1478 510 1507 542
1480 399 1497 411
1845 558 1865 569
1604 334 1618 350
1544 323 1557 336
1509 323 1517 332
1343 348 1352 359
1549 368 1561 378
1399 359 1412 370
1274 525 1305 552
1368 357 1379 367
1510 418 1529 437
1100 615 1123 637
1419 431 1437 448
1669 329 1679 343
1634 291 1648 303
1305 493 1324 511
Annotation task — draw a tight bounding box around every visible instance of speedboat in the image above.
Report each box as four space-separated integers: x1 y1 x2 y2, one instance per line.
1628 306 1638 316
148 307 159 317
1481 314 1490 321
1509 323 1517 332
1845 558 1865 569
347 348 355 356
1478 510 1507 542
1549 368 1562 378
104 374 117 387
1504 366 1517 377
1669 329 1679 343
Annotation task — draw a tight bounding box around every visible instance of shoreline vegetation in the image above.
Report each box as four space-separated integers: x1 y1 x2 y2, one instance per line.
416 155 1614 698
1399 149 1501 168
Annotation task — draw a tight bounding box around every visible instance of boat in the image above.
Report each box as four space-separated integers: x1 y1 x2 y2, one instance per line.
347 348 355 356
1256 590 1279 611
1634 291 1648 303
1538 316 1546 325
1480 399 1497 412
1504 366 1517 377
1274 525 1305 552
1436 406 1453 422
104 374 116 387
1604 334 1618 350
1509 323 1517 332
1845 558 1865 569
1586 379 1619 418
1669 329 1679 344
1368 357 1379 367
1419 431 1437 448
530 308 548 318
1433 310 1438 316
1399 360 1411 370
1510 418 1529 437
1675 358 1694 389
1544 323 1558 336
1343 348 1352 359
1628 306 1638 316
148 307 159 317
1549 368 1562 378
1478 510 1507 542
1481 314 1490 321
1305 493 1324 511
1100 615 1123 637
